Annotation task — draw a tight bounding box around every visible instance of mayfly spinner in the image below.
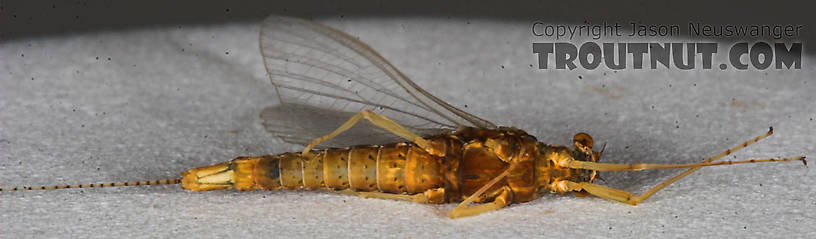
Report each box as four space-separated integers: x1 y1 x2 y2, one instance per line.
2 16 806 218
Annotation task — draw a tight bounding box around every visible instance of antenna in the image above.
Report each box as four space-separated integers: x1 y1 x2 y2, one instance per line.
566 127 806 172
568 156 806 172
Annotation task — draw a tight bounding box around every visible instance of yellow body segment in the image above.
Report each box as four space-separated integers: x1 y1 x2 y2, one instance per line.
181 127 583 205
348 146 378 191
183 135 471 198
179 125 802 219
376 143 410 193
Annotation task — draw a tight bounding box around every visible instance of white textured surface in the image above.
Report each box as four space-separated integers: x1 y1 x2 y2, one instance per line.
1 17 814 238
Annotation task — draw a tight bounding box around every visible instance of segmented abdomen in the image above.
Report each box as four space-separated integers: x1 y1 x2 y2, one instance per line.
254 141 448 194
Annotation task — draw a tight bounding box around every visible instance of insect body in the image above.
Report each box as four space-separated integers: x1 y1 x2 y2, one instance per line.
182 126 581 217
2 16 806 218
183 127 548 207
179 125 802 218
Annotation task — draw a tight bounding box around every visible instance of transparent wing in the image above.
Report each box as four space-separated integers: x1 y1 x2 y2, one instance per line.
259 16 496 147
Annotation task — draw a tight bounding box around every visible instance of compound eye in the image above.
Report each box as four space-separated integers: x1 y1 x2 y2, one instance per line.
573 132 594 149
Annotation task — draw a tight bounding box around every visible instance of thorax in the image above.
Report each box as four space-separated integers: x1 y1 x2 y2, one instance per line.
452 127 541 203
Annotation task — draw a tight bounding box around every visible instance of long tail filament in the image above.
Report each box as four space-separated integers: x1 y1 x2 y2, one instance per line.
0 179 182 191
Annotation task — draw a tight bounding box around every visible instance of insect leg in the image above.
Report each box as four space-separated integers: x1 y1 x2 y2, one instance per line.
340 188 446 203
449 186 513 218
557 127 793 205
551 180 642 205
449 163 517 218
300 110 432 156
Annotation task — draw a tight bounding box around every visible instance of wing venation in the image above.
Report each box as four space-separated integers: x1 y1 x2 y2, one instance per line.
258 16 496 147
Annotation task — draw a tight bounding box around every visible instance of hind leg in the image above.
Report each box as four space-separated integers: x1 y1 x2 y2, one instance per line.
340 188 446 204
300 110 431 156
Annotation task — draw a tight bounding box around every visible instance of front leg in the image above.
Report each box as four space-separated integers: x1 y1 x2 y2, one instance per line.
552 180 643 205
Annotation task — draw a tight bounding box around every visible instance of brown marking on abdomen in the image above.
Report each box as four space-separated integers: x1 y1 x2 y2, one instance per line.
376 143 410 193
348 146 379 191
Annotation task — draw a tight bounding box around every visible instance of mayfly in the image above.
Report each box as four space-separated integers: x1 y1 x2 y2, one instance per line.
2 16 806 218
